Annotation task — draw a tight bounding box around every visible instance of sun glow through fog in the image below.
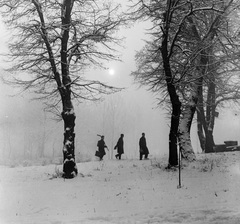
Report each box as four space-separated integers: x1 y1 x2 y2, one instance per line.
108 68 115 76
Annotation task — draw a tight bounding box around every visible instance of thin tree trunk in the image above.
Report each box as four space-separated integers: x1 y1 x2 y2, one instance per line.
205 80 216 153
196 81 216 153
38 111 46 158
196 75 208 152
197 110 206 152
205 45 216 153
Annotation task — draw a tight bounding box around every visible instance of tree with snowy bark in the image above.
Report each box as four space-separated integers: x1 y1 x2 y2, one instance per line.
0 0 125 178
194 2 240 153
174 0 240 153
129 0 240 165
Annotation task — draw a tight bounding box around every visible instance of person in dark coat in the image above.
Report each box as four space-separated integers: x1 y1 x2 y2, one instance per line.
114 134 124 160
139 133 149 160
97 135 108 160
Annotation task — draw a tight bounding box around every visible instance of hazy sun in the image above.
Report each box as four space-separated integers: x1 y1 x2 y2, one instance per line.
108 68 115 76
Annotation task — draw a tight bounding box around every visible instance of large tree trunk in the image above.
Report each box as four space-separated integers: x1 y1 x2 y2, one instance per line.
162 52 181 166
178 72 202 161
162 38 181 167
178 98 197 161
205 129 215 153
161 1 181 167
61 88 78 179
168 99 181 166
60 0 78 178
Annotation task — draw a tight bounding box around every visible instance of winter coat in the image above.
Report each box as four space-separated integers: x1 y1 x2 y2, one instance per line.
139 136 149 154
114 137 124 154
97 139 107 157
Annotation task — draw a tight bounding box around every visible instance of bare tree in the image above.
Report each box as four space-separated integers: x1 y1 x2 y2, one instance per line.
129 0 184 166
129 0 240 165
129 0 202 166
0 0 125 178
193 1 240 152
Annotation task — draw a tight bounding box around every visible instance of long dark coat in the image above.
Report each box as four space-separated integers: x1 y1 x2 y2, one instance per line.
97 139 107 157
139 136 149 154
114 137 124 154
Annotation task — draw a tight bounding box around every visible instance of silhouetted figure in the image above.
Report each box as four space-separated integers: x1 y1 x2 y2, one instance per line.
96 135 108 160
114 134 124 160
139 133 149 160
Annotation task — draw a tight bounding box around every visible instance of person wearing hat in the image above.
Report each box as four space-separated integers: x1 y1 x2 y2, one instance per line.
97 135 108 160
114 134 124 160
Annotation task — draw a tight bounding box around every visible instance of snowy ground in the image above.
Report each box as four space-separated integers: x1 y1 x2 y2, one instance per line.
0 152 240 224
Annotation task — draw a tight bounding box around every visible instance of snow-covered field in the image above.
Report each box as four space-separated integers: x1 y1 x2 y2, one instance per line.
0 152 240 224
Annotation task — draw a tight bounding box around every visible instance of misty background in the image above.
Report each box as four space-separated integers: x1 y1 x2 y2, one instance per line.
0 11 239 165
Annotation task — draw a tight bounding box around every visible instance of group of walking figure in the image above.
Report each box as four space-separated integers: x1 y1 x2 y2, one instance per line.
95 133 149 161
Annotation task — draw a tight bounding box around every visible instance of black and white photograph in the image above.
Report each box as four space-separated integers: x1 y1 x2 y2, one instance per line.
0 0 240 223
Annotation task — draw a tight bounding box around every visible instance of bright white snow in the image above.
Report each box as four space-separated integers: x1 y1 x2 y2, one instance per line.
0 152 240 224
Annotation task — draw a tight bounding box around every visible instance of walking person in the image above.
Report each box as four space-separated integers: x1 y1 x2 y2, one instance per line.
139 133 149 160
96 135 108 160
114 134 124 160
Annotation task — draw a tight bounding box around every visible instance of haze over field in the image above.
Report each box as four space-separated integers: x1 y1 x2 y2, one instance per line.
0 16 240 164
0 1 240 223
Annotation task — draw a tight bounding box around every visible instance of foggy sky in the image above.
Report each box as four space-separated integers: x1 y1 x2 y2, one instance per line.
0 2 239 163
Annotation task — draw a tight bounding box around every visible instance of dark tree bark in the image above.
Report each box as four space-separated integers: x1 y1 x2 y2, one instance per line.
196 45 217 153
197 110 206 152
62 108 77 178
162 50 181 166
196 57 208 153
59 1 77 178
130 0 240 159
197 80 216 153
205 80 216 153
161 8 181 165
168 100 181 166
60 84 78 178
187 11 220 153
